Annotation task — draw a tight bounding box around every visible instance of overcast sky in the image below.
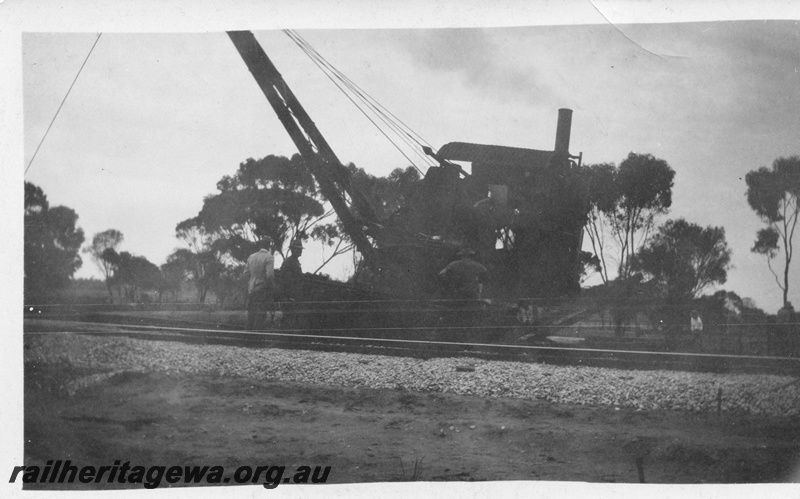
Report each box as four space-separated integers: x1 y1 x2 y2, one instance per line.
9 4 800 313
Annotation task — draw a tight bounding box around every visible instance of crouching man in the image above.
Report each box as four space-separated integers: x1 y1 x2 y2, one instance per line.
438 248 488 306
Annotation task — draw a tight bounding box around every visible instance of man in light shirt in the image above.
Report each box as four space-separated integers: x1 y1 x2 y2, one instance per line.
690 309 703 349
243 236 275 330
690 310 703 334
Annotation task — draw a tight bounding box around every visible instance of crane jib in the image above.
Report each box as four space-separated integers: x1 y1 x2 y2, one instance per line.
226 30 375 257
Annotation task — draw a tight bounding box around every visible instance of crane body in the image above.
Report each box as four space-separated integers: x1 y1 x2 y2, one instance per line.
229 31 589 303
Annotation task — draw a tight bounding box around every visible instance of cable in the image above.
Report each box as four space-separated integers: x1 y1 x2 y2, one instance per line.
288 31 436 151
300 37 438 169
283 30 435 175
25 33 102 176
285 30 428 172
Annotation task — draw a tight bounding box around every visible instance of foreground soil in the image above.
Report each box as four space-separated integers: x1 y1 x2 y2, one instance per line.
23 361 800 489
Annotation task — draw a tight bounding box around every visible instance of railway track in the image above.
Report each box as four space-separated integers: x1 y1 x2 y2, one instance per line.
23 317 800 376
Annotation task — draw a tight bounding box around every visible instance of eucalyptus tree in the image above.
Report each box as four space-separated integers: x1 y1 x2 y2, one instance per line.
583 153 675 282
746 156 800 307
24 182 85 303
83 229 124 302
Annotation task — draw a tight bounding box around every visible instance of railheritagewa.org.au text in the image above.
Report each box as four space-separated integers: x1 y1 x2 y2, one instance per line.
10 460 331 489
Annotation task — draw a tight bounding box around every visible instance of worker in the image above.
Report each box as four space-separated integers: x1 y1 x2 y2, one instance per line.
278 239 304 309
438 248 488 305
243 236 275 330
281 239 304 275
690 309 703 348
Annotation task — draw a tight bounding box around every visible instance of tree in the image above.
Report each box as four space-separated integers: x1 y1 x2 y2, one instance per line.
634 218 731 327
102 250 162 302
83 229 124 302
745 156 800 307
159 255 187 302
164 247 224 304
583 153 675 282
183 153 425 281
583 162 617 284
209 264 246 305
308 220 351 275
182 154 335 265
172 222 228 303
24 182 85 302
349 164 421 221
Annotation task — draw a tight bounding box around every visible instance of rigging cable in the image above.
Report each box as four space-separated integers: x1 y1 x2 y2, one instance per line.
288 30 438 167
292 32 437 152
284 30 429 173
283 30 438 174
25 32 103 176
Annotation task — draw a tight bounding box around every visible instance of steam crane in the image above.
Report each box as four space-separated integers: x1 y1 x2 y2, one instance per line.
228 30 589 302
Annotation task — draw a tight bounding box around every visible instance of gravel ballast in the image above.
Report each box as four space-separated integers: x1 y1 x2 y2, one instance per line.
25 333 800 417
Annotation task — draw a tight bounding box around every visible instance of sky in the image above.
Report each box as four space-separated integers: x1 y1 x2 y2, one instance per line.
8 3 800 314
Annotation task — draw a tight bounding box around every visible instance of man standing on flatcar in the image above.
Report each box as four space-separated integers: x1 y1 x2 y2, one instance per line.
281 239 304 276
278 238 304 311
243 236 275 330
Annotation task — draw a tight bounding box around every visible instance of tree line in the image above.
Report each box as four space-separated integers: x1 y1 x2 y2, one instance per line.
23 154 421 305
24 152 799 322
580 153 798 334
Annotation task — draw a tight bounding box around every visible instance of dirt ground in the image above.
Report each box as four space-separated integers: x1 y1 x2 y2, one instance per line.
22 359 800 490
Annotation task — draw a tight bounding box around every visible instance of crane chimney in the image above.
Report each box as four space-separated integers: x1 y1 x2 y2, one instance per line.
554 108 572 154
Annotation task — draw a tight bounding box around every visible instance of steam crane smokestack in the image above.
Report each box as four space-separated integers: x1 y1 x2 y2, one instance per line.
554 108 573 155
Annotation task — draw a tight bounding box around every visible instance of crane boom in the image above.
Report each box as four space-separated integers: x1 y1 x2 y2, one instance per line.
227 30 375 258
